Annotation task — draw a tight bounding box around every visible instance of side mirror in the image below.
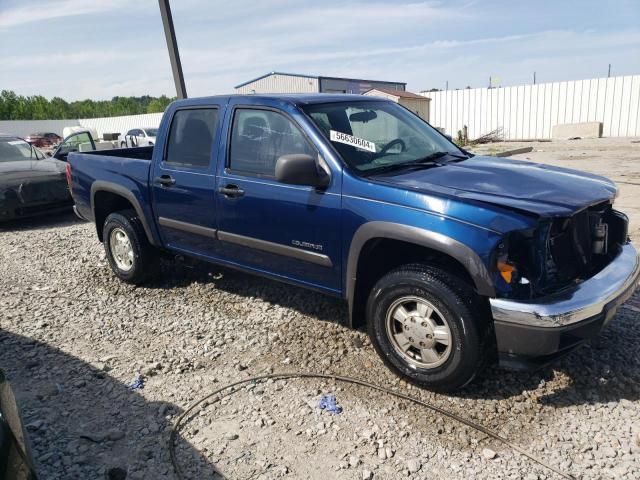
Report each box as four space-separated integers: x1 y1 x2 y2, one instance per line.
46 151 52 157
275 154 329 188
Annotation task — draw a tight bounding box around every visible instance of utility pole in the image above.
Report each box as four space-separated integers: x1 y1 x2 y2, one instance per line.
158 0 187 99
533 72 536 85
608 63 611 78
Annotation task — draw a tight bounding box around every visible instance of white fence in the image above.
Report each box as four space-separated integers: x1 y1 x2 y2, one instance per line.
3 76 639 142
0 112 163 139
80 113 163 138
421 75 640 140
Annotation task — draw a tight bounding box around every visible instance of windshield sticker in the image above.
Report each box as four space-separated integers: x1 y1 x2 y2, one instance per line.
330 130 376 153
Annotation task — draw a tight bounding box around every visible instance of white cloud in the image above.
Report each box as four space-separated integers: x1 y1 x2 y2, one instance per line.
2 50 154 69
176 28 640 95
0 0 132 28
265 1 458 29
1 0 639 99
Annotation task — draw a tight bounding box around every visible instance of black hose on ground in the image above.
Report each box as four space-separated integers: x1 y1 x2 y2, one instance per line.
169 372 575 480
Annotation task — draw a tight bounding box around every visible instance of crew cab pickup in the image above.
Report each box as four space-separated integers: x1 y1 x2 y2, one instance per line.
67 94 640 391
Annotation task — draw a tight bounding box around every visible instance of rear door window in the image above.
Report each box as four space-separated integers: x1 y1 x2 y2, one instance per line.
164 108 218 169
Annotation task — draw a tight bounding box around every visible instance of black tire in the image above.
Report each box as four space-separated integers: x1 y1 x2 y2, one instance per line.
103 209 158 284
366 264 488 392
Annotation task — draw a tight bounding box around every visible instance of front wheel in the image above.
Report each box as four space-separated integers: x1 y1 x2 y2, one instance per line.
103 210 158 284
367 264 488 392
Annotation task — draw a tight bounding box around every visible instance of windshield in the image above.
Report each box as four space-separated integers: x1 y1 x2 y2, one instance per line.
145 128 158 137
0 138 42 162
302 100 463 174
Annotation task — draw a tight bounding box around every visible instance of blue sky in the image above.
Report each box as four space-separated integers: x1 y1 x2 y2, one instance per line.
1 0 639 100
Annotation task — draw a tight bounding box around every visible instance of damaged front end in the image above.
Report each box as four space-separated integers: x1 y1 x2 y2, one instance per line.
494 201 629 300
489 199 639 369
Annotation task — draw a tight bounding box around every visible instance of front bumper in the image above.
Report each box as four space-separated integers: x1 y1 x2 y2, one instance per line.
490 243 640 368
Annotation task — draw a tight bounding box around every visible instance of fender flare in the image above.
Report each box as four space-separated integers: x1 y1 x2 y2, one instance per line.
346 221 496 324
90 181 159 246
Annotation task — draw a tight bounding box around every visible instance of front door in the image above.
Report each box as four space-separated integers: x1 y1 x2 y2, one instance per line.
53 131 95 161
216 104 342 294
151 105 223 258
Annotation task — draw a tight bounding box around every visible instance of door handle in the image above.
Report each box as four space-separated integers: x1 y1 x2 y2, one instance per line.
155 175 176 187
218 184 245 198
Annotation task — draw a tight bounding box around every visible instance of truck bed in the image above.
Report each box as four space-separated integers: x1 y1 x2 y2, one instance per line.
79 145 154 160
68 146 156 228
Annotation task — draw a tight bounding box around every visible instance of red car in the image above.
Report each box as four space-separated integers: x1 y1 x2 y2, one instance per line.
24 132 62 149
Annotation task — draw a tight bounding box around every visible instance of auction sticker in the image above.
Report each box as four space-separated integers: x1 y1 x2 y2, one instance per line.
330 130 376 153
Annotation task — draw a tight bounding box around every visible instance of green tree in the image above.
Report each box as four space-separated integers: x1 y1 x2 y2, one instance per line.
30 95 50 120
0 91 177 120
48 97 71 119
147 95 172 113
0 90 18 119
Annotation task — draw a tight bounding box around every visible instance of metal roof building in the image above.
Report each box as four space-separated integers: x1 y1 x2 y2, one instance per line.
235 72 406 95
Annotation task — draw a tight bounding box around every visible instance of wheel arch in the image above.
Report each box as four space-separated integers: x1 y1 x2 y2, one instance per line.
90 181 158 246
346 221 495 328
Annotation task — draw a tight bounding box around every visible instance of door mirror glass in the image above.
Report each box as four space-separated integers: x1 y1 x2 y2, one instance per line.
275 154 329 188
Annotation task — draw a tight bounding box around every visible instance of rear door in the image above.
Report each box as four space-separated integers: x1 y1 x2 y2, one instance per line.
151 103 224 258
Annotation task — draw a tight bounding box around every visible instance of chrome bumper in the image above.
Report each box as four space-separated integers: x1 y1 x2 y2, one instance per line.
490 243 640 328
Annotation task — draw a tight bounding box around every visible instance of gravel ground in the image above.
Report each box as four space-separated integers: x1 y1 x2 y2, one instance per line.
1 138 640 479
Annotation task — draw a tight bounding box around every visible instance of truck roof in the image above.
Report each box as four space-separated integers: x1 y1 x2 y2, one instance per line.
171 93 385 108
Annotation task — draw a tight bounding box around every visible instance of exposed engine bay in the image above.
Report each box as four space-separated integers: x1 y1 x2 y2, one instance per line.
496 201 629 299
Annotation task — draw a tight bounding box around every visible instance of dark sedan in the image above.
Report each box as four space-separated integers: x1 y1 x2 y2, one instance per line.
0 135 72 221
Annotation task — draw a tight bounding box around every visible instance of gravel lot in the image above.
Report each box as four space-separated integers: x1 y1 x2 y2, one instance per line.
1 137 639 479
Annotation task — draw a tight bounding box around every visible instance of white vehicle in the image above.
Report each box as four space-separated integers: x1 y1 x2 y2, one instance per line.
120 128 158 148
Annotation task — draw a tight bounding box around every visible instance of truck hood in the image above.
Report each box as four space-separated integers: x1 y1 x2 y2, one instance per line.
373 156 617 217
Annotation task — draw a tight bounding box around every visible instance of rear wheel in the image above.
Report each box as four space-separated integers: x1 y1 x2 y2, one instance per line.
367 264 487 392
103 210 158 284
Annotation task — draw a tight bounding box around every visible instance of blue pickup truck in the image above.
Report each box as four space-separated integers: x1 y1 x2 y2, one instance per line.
67 94 639 391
